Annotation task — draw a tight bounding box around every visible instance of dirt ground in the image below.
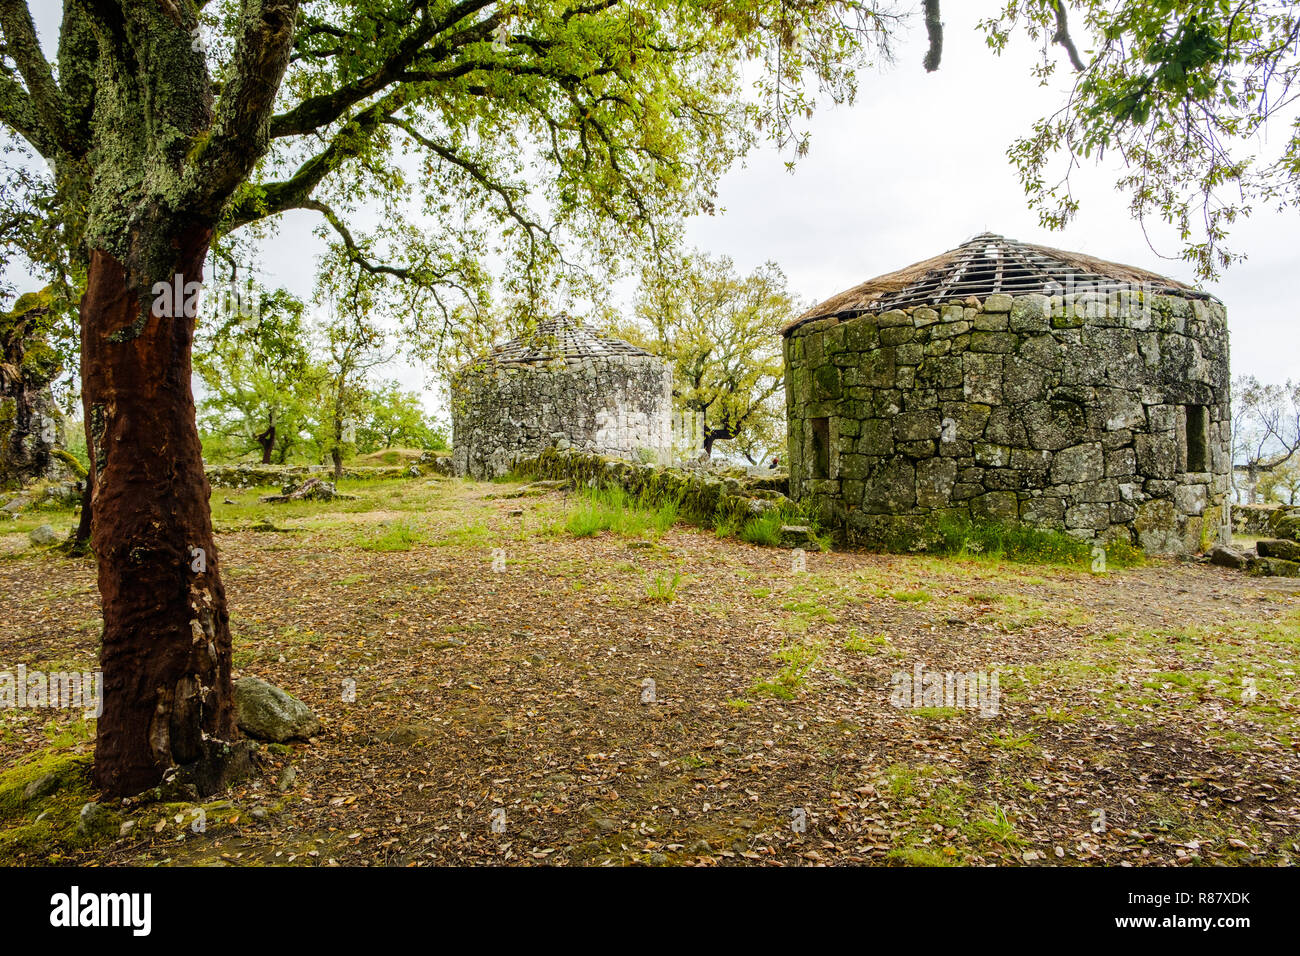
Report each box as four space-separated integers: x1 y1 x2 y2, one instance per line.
1 476 1298 866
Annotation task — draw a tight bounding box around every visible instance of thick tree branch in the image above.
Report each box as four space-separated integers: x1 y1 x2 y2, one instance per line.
227 36 618 233
0 0 78 155
188 0 299 216
56 0 97 150
271 0 494 138
921 0 942 72
1052 0 1086 72
271 0 625 139
0 71 52 155
223 84 412 229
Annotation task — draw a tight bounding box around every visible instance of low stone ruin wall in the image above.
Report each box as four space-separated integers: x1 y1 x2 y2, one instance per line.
205 453 453 489
1212 505 1300 577
513 448 792 526
1232 503 1281 537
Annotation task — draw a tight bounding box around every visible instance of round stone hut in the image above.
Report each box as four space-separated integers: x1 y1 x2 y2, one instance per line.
452 316 673 479
782 233 1231 553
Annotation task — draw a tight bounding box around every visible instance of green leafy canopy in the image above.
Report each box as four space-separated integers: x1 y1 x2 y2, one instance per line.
212 0 899 356
984 0 1300 279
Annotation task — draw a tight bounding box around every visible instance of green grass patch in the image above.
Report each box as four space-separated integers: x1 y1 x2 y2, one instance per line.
971 804 1024 846
749 640 823 700
644 571 683 603
968 593 1092 630
351 518 422 551
527 458 826 547
910 706 960 719
877 515 1144 568
843 630 891 654
881 588 932 603
739 512 785 546
565 486 681 540
988 729 1038 750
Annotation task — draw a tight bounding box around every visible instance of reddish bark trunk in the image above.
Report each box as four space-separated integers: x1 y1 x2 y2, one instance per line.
81 226 239 797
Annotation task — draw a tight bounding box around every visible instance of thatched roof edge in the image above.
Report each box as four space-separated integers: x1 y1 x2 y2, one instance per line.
782 234 1213 336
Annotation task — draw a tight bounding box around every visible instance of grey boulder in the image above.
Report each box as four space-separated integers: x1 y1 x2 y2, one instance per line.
233 677 321 742
1209 543 1248 570
28 524 60 546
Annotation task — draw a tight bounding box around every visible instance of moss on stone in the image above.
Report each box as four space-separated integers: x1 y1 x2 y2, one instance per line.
514 448 812 544
51 448 88 479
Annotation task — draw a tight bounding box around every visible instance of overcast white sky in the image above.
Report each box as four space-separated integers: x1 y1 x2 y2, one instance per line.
22 4 1300 418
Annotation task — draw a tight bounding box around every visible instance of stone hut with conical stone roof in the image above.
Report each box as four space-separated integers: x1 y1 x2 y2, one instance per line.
782 233 1231 553
452 316 673 479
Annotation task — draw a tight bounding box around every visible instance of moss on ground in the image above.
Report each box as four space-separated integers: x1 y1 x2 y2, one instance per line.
0 747 103 863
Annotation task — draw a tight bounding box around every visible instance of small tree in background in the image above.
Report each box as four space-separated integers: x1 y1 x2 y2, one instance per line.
358 382 447 453
1233 376 1300 504
313 277 391 479
618 251 794 463
196 288 315 464
1257 460 1300 506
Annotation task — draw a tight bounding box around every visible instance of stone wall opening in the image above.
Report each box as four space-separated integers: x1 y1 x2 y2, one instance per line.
809 417 831 479
1185 404 1210 473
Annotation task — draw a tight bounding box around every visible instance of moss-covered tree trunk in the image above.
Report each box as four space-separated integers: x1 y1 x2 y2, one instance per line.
0 292 61 488
80 227 238 795
42 1 299 796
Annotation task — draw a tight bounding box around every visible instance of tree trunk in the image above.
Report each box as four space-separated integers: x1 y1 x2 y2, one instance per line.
256 422 276 464
0 293 61 488
81 227 239 797
332 389 345 479
702 425 737 458
66 474 93 555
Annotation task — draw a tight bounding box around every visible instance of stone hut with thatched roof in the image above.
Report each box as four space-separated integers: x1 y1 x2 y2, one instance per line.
782 233 1231 553
452 316 673 479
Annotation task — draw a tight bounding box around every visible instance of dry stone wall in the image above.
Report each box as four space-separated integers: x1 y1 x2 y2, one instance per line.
783 291 1231 553
452 354 673 479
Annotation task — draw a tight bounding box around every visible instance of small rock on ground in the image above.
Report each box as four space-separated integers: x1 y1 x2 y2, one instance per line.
1210 543 1248 570
28 524 59 546
234 676 322 742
